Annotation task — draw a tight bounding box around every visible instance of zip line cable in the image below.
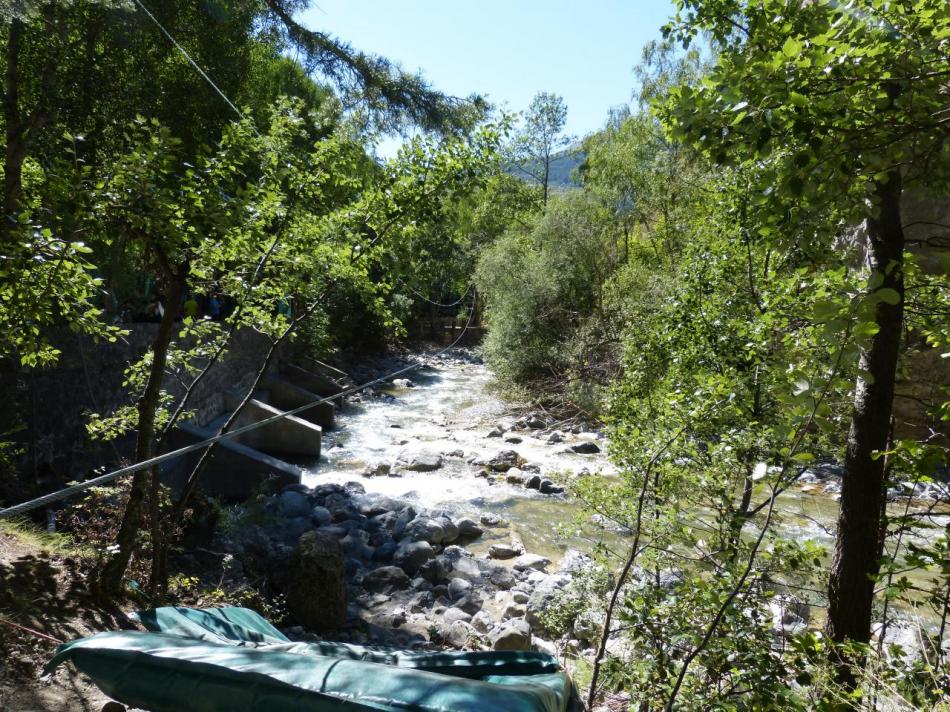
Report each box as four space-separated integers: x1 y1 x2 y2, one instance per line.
0 290 478 521
131 0 249 127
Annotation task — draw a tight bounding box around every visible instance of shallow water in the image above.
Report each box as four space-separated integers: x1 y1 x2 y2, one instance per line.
302 354 949 626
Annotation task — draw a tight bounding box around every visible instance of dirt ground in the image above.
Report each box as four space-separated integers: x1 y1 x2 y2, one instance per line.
0 527 138 712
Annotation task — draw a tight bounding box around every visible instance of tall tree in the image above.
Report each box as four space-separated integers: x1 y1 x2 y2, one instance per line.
511 91 573 207
661 0 950 689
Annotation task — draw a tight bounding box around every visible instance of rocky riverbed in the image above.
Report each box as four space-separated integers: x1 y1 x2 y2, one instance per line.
209 349 948 664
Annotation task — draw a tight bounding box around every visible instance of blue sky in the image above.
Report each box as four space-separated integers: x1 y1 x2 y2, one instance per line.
298 1 677 151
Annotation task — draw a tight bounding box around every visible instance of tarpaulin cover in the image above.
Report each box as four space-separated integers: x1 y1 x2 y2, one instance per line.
45 607 582 712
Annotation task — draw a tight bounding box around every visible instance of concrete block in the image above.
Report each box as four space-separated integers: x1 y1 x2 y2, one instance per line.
223 393 321 458
282 363 345 399
263 377 335 429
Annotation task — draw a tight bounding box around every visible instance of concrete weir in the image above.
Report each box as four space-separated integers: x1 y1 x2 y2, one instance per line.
223 392 322 458
163 421 306 500
163 360 346 499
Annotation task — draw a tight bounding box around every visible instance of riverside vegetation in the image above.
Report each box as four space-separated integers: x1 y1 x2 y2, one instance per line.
1 1 949 711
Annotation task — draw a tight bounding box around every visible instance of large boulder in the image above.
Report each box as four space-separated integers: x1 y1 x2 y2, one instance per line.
491 618 532 651
279 490 312 518
486 450 525 472
571 441 601 454
363 566 410 592
284 531 346 631
394 540 435 576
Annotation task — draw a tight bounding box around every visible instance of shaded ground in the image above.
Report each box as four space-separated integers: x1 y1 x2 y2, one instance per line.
0 526 138 712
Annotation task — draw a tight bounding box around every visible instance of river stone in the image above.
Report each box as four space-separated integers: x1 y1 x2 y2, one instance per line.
489 543 519 560
373 541 397 563
480 513 508 527
409 590 434 613
279 491 312 518
505 468 526 484
456 518 483 540
525 474 542 489
405 516 446 544
503 602 527 620
504 435 523 444
486 427 503 438
471 610 494 633
392 378 414 388
448 577 473 600
311 506 332 526
489 567 516 590
402 452 444 472
285 531 346 632
446 620 475 647
341 531 374 560
419 555 452 583
486 450 525 472
571 441 601 454
539 479 564 495
512 589 529 604
547 432 563 444
455 594 483 615
437 517 460 544
491 618 532 651
443 607 473 625
362 566 410 592
514 553 550 572
394 540 434 575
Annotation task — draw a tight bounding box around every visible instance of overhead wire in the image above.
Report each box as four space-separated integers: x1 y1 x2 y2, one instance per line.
130 0 250 127
0 291 479 520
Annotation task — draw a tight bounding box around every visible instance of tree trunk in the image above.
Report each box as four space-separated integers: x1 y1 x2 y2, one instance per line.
97 274 186 598
826 170 905 685
3 18 25 242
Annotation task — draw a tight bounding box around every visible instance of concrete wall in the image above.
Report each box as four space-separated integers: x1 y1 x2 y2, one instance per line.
4 325 280 498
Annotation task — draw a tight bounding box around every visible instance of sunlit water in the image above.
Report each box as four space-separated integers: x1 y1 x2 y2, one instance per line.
301 354 949 627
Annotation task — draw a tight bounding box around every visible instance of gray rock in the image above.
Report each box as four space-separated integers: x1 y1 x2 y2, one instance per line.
558 549 592 574
284 531 346 632
489 543 520 560
445 620 475 647
373 541 397 563
571 441 601 454
504 435 523 444
443 607 473 625
279 491 312 518
491 618 532 651
408 590 434 613
311 506 332 526
402 452 444 472
455 594 483 615
341 530 374 560
490 568 516 590
480 513 508 527
486 450 525 472
403 517 444 544
448 577 473 600
503 602 527 620
362 566 410 592
514 553 551 572
471 610 494 633
437 517 460 544
547 432 563 444
486 428 504 438
418 555 452 583
394 540 434 575
511 590 529 604
539 479 564 495
525 474 542 489
456 518 484 540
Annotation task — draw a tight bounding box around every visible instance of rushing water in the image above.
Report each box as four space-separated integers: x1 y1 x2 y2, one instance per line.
301 352 949 628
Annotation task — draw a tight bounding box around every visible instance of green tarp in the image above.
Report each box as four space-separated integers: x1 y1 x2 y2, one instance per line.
45 606 582 712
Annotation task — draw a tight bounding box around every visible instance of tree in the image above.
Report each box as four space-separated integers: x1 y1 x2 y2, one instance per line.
661 0 950 689
511 91 573 207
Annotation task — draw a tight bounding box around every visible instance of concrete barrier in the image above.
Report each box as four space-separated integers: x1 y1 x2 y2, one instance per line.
223 392 321 458
262 377 335 429
282 363 345 399
162 421 304 500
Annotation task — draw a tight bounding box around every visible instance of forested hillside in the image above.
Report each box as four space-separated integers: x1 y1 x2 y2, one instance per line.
1 1 949 711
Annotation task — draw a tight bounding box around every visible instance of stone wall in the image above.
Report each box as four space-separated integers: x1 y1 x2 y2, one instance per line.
3 324 280 501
